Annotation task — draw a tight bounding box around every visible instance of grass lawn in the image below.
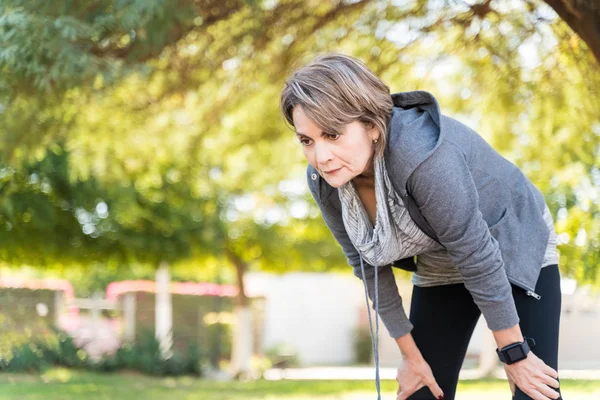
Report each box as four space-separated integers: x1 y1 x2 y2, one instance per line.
0 368 599 399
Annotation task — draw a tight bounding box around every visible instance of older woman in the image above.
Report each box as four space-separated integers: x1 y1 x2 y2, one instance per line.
280 53 562 400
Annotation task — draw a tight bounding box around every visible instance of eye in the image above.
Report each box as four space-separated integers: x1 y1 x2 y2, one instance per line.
326 133 341 141
299 137 312 146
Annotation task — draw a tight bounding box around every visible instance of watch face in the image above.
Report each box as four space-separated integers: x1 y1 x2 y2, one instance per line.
507 345 526 362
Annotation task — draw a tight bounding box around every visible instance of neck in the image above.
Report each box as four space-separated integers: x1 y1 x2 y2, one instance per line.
353 156 376 187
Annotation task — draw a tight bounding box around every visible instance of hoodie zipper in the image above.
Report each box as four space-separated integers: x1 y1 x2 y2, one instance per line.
509 278 542 300
526 290 541 300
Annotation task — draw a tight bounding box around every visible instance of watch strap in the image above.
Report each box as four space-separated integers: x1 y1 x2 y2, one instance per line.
496 337 534 364
525 336 536 349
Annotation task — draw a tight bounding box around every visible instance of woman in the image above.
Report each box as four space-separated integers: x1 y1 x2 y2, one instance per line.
280 53 563 400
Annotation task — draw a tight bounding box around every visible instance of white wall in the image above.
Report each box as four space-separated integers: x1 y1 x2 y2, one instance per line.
247 272 363 365
558 288 600 369
246 272 600 369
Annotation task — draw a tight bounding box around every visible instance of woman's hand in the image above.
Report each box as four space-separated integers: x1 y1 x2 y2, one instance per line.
396 356 444 400
508 376 516 396
503 351 560 400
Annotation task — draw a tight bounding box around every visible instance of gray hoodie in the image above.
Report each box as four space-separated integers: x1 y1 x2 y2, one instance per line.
306 90 550 397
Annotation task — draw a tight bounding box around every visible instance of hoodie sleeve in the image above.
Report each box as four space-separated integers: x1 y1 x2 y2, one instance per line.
306 167 414 338
406 141 520 331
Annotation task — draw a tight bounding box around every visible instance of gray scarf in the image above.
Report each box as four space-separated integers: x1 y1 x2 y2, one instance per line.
338 156 436 267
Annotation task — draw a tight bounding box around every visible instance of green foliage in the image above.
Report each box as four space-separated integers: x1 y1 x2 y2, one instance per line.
0 145 221 266
42 329 88 368
2 342 48 372
0 0 197 97
1 327 205 376
264 342 300 368
98 329 204 376
1 327 87 373
0 0 598 286
353 326 373 365
114 330 162 374
0 288 205 375
205 322 233 364
0 288 58 363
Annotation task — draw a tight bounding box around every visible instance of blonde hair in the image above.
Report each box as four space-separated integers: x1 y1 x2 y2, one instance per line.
280 53 393 157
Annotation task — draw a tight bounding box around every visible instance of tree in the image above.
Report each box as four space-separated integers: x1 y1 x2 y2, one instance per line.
543 0 600 62
0 1 599 375
1 0 599 277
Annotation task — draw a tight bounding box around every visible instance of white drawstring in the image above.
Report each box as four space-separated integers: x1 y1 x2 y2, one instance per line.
359 249 381 399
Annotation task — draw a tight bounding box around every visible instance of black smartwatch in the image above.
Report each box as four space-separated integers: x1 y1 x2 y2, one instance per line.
496 337 536 365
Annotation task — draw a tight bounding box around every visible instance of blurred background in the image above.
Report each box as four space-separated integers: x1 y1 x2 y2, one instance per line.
0 0 599 399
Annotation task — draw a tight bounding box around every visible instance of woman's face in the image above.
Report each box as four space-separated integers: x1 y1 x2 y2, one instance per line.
292 105 379 188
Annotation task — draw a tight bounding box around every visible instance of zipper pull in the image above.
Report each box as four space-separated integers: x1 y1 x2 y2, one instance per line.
526 290 541 300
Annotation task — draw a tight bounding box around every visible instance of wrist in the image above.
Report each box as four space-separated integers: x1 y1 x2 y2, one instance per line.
395 333 424 361
401 350 424 361
492 324 524 349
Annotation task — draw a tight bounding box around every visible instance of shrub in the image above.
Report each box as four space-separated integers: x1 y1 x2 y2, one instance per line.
1 327 204 376
353 326 373 365
264 343 300 368
101 329 205 376
2 343 48 373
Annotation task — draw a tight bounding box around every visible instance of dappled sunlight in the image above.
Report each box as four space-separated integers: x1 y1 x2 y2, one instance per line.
41 367 74 383
0 1 599 399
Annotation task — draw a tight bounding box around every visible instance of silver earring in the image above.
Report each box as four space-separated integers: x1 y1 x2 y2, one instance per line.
374 138 378 143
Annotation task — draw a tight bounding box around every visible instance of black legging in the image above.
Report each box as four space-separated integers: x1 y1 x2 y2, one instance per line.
407 264 562 400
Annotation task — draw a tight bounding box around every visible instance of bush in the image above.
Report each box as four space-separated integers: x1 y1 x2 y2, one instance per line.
113 330 163 375
264 343 300 368
1 327 89 373
205 321 232 363
42 328 89 368
184 343 204 375
2 343 48 373
101 329 205 376
353 326 373 365
1 327 204 377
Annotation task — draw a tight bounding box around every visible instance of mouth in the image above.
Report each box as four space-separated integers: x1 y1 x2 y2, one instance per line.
324 168 341 175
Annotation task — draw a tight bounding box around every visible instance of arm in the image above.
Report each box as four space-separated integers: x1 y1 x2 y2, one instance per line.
407 147 561 400
406 142 519 333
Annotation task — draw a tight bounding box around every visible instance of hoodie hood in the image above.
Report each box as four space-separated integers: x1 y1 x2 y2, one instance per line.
384 91 445 198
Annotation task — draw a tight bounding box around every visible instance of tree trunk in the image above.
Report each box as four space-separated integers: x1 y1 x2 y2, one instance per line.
226 248 254 378
227 248 249 308
544 0 600 63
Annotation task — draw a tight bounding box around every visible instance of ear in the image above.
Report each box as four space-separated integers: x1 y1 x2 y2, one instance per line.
360 121 377 141
368 125 380 143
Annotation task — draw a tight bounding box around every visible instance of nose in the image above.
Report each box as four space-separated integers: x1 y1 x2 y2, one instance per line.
315 142 334 166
